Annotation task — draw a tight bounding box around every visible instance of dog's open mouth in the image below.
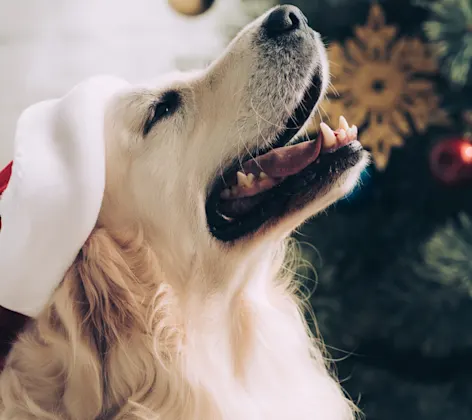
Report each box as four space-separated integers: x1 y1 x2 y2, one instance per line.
206 78 364 242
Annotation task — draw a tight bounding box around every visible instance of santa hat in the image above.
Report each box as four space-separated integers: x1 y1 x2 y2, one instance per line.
0 75 128 317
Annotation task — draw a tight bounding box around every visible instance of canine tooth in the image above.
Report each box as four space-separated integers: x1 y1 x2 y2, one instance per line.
259 172 268 180
337 129 347 141
339 116 349 131
237 171 250 188
220 188 231 199
247 173 255 185
320 122 336 149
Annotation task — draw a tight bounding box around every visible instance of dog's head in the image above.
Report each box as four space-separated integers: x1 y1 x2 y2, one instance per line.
101 5 368 261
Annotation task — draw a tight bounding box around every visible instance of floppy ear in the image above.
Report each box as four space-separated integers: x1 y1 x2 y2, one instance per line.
0 75 129 318
67 227 152 344
57 227 178 416
48 227 151 418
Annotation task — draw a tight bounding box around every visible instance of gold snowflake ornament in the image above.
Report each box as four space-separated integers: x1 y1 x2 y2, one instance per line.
319 3 449 170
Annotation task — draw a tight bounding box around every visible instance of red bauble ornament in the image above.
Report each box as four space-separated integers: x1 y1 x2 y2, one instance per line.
430 137 472 185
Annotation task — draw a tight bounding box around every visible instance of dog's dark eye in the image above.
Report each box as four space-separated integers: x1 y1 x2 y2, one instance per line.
143 90 181 136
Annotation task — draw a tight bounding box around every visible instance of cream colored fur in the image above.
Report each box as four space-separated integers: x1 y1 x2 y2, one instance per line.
0 7 367 420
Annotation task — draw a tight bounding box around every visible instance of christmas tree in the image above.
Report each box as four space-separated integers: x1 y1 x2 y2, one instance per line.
417 0 472 87
276 0 472 418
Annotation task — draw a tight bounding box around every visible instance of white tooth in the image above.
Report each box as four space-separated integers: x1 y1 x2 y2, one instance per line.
237 171 250 188
320 122 336 149
347 127 357 140
259 172 268 180
247 173 255 185
346 128 353 140
220 189 231 199
337 129 347 141
339 115 349 131
351 125 358 137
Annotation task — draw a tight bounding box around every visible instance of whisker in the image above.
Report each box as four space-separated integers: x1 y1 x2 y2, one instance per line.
249 98 286 130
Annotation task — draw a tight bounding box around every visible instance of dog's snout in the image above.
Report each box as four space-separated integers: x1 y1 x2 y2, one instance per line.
263 5 307 38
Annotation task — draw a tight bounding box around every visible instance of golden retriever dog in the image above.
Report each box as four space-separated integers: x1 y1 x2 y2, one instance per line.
0 5 368 419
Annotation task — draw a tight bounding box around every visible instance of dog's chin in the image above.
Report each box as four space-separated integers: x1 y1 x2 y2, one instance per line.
256 155 370 242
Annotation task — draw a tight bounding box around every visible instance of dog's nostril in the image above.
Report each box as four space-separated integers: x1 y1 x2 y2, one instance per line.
264 6 306 38
288 11 300 29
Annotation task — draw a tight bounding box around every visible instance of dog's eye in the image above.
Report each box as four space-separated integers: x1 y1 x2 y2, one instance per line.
143 90 181 136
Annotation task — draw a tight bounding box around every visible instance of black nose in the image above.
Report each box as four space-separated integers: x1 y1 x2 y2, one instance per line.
263 6 307 38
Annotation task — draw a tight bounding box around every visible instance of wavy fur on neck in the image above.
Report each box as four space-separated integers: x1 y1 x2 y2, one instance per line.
0 226 354 419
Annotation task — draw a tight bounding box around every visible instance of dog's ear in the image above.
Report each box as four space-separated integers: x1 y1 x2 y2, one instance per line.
64 228 153 345
54 227 178 414
61 227 176 349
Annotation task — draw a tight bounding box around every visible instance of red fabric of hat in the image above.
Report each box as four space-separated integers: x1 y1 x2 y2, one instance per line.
0 160 30 372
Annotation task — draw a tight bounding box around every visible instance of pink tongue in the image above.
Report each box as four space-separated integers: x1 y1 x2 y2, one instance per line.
242 138 321 178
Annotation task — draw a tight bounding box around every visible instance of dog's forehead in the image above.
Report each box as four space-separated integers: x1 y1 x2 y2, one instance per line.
138 69 205 92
